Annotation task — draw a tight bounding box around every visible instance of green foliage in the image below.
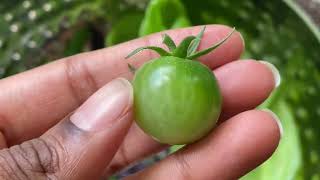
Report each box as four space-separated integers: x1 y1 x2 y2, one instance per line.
1 0 320 179
0 0 101 77
64 26 90 56
0 0 146 77
138 0 191 36
106 12 144 46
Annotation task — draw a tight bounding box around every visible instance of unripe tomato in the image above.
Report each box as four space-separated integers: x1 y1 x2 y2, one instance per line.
133 56 221 144
126 26 235 144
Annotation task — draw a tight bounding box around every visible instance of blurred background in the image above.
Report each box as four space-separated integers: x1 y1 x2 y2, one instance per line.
0 0 319 179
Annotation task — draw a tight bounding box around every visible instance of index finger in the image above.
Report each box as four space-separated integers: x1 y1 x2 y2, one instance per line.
0 25 244 145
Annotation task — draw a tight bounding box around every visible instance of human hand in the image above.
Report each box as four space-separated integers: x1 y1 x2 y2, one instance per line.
0 25 282 179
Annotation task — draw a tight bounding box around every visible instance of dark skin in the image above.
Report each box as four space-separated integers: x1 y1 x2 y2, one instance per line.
0 25 281 179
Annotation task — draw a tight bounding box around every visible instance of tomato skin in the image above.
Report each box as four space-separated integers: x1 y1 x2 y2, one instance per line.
133 56 222 145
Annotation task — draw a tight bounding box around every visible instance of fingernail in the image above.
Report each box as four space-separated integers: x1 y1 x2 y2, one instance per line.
70 78 133 131
262 109 283 138
238 31 245 49
259 61 281 88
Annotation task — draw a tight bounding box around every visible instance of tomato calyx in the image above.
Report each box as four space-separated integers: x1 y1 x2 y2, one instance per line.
125 26 235 72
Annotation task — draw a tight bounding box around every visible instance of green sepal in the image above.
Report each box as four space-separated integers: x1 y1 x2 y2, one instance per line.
187 26 206 56
187 27 236 60
162 34 177 51
126 26 235 62
172 36 196 58
125 46 171 59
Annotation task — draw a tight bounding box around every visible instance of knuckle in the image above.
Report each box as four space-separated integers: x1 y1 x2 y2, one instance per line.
64 55 99 105
30 137 63 173
0 137 66 179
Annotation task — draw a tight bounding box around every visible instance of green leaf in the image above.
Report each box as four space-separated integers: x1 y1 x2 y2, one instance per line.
64 27 90 56
162 34 176 51
283 0 320 42
187 27 235 59
125 46 171 59
139 0 191 36
0 0 120 78
187 26 206 56
172 36 196 58
106 12 144 46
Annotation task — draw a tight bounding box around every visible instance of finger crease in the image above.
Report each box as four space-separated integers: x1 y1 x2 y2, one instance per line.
108 145 130 174
37 138 58 174
119 145 130 170
7 148 29 179
0 113 11 146
172 154 193 180
29 141 45 173
0 152 21 179
16 145 33 169
64 56 99 106
42 137 60 174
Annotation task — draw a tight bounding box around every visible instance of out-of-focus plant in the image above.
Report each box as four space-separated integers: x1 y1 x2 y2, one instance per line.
1 0 320 179
138 0 190 36
0 0 148 77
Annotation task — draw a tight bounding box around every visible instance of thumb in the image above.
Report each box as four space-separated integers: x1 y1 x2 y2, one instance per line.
0 78 133 180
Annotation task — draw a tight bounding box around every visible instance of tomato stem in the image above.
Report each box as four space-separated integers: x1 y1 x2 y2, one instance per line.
126 26 236 61
125 46 171 59
172 36 196 58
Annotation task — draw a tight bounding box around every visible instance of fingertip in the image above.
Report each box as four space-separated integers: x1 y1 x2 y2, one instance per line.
240 60 276 93
215 60 276 119
258 61 281 88
260 109 283 140
237 109 281 150
221 109 281 178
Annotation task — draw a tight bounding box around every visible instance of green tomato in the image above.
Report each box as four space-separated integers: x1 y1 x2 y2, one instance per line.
126 26 235 144
133 56 221 144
